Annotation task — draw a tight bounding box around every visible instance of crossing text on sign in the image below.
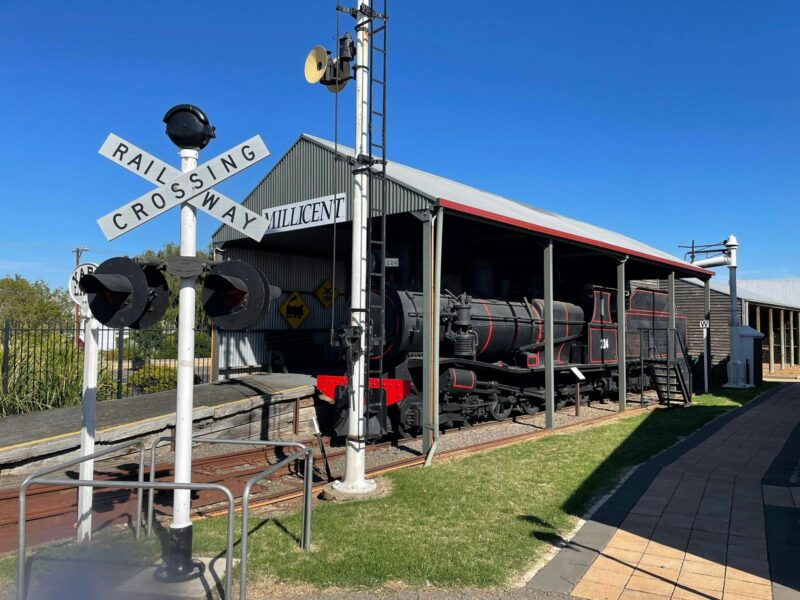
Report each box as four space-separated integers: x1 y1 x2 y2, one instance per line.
98 134 269 241
97 136 269 240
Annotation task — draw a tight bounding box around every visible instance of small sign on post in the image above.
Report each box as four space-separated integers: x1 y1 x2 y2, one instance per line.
699 320 710 329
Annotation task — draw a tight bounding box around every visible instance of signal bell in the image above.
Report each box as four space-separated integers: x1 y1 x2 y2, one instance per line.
304 45 351 94
202 260 280 330
79 257 169 329
304 46 330 84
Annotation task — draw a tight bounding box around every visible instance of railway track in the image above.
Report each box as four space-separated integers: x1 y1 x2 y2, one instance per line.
0 400 650 553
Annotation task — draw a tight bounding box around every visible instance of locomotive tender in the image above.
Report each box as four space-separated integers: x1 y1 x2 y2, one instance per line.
317 285 687 438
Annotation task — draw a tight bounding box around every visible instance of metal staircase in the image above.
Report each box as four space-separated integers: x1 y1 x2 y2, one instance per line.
639 328 693 406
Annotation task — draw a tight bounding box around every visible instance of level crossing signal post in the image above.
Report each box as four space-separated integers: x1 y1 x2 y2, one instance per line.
81 105 276 582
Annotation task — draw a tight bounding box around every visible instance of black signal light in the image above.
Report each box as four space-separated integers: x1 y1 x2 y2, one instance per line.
79 257 169 329
202 260 280 330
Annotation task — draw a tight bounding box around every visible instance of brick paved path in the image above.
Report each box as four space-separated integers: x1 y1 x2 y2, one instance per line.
530 384 800 600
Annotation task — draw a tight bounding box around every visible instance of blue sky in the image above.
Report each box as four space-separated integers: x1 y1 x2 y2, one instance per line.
1 1 798 289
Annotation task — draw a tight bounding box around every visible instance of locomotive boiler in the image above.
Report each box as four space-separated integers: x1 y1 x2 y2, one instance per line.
316 285 687 439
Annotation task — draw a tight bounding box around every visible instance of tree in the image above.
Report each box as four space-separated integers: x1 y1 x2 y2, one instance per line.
137 242 212 327
0 275 71 325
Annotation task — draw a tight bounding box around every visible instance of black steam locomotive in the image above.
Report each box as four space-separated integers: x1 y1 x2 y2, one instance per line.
317 285 687 438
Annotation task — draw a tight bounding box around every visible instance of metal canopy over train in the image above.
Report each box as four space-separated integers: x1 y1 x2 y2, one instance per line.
210 134 713 447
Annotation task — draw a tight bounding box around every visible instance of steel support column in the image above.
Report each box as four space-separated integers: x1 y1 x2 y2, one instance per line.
790 312 795 367
432 208 443 447
544 240 555 429
617 257 627 411
780 310 786 369
421 212 435 454
755 305 761 332
769 308 775 373
668 272 676 357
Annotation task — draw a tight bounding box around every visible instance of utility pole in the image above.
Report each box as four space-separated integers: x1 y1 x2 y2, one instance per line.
333 0 377 495
71 247 88 343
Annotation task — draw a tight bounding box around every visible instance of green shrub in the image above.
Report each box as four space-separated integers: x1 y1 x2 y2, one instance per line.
0 330 115 416
127 366 200 396
194 331 211 358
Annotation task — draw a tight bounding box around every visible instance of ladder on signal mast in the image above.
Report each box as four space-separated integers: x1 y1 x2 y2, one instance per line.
361 0 388 437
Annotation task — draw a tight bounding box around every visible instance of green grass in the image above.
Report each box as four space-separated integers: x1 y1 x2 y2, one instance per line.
0 384 774 591
190 384 774 589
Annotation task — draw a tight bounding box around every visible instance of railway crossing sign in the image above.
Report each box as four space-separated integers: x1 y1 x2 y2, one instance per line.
280 291 310 329
96 133 270 241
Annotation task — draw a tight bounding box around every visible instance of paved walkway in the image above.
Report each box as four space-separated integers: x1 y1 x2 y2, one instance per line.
530 384 800 600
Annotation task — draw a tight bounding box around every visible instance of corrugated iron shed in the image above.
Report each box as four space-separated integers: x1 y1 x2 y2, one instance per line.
682 277 800 310
738 279 800 309
212 133 711 278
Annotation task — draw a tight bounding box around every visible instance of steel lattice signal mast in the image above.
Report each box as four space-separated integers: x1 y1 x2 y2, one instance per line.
304 0 388 494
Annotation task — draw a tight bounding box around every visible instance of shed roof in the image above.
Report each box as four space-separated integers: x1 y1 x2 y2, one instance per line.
738 279 800 310
303 135 710 278
682 277 800 310
214 133 712 278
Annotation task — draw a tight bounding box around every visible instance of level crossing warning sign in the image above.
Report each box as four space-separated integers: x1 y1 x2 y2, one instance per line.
96 134 270 241
280 292 310 329
315 279 336 308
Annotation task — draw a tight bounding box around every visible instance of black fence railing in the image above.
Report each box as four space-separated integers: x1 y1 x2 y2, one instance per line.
1 320 211 417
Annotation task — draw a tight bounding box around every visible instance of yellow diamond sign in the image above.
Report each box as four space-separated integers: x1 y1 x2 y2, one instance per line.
315 279 336 308
280 291 310 329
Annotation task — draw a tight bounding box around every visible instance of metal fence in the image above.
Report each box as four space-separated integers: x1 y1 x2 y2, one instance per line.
1 320 211 416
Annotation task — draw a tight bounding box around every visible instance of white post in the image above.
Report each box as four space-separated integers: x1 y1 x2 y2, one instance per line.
725 235 742 386
334 0 376 494
76 315 99 542
169 147 199 570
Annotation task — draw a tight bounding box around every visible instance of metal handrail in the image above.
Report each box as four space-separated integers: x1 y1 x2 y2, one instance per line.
17 439 147 600
18 478 234 600
146 436 308 539
239 447 313 600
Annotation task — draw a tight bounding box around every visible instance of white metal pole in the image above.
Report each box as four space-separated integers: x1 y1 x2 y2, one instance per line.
725 235 741 386
335 0 375 493
76 315 99 542
171 147 198 547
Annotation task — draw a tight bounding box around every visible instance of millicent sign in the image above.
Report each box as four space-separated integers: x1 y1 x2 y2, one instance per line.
263 193 348 234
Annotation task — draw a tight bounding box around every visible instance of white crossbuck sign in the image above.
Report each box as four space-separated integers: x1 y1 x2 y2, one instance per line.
96 133 270 241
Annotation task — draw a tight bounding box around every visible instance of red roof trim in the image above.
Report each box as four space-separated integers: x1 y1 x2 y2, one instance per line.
438 198 714 277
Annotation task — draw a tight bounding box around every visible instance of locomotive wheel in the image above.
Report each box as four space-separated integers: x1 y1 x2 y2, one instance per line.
519 399 540 415
489 397 514 421
397 422 421 439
